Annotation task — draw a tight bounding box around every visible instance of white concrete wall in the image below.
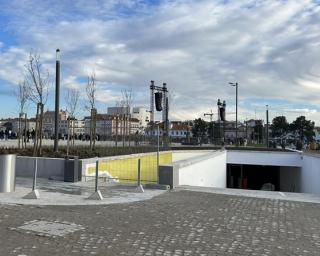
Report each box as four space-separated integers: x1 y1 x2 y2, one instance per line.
301 154 320 195
173 150 214 162
178 151 227 188
227 151 302 167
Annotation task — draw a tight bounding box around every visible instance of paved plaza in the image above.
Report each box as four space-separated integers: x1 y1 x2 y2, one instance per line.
0 188 320 256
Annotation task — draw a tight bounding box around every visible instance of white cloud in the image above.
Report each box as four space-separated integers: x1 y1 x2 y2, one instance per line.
0 0 320 124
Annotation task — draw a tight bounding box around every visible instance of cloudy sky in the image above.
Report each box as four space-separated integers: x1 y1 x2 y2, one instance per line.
0 0 320 124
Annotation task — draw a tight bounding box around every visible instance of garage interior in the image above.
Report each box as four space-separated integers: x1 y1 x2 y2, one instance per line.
227 164 301 192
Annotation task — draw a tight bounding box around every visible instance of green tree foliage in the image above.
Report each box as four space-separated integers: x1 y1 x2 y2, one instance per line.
192 118 207 144
290 116 315 142
207 121 214 142
270 116 289 138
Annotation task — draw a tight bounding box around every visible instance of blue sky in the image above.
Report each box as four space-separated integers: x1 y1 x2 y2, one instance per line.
0 0 320 124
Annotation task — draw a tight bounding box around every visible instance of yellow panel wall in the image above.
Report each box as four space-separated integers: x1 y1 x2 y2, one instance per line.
87 152 172 183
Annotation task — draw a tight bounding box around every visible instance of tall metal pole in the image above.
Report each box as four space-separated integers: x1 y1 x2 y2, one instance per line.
266 105 269 147
32 158 38 191
157 125 160 181
137 158 141 187
165 96 169 147
95 159 99 192
235 83 238 146
54 49 60 152
217 99 221 144
162 83 167 126
150 80 155 123
223 101 226 144
229 82 238 145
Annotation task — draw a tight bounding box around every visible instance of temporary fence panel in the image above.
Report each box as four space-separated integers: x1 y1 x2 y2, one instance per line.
86 151 172 183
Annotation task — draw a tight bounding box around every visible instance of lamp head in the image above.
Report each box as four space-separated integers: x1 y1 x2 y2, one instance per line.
56 49 60 61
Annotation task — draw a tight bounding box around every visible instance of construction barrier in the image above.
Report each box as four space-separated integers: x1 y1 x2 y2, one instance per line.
85 151 172 183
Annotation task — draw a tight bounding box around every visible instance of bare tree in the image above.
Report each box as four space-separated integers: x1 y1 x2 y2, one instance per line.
25 51 50 156
121 89 133 147
85 71 97 150
14 80 29 149
65 88 80 155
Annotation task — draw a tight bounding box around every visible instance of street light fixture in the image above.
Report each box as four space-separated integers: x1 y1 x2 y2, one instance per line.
54 49 60 152
229 82 238 145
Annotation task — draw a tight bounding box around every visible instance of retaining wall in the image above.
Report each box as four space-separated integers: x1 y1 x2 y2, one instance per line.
227 150 302 167
16 156 65 178
301 153 320 194
159 150 226 188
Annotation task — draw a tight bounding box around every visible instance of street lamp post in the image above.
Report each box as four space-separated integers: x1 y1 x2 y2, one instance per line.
266 105 269 148
229 82 238 145
54 49 60 152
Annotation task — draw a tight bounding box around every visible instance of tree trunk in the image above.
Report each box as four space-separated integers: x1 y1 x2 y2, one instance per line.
18 113 22 149
128 116 131 147
90 108 97 150
122 114 126 147
33 104 40 156
24 113 27 149
115 116 118 148
90 109 93 150
92 108 96 149
38 103 44 156
72 119 75 147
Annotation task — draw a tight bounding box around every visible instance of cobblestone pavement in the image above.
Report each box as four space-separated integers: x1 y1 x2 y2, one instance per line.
1 190 320 256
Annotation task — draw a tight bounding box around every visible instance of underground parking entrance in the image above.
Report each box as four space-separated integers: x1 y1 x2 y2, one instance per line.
227 164 301 192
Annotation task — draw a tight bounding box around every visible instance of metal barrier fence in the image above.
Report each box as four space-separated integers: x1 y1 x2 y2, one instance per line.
85 151 172 183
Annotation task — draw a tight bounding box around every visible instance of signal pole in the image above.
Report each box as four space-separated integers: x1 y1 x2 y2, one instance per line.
149 80 169 147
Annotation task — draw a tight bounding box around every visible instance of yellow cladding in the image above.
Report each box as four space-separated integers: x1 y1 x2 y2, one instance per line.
87 152 172 182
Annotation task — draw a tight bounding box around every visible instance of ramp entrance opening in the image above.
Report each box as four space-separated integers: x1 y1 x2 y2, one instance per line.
227 164 280 191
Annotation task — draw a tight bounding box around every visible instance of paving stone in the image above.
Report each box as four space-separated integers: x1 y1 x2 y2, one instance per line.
0 190 320 255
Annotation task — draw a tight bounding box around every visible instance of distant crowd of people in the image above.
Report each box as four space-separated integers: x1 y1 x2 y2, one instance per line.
0 129 36 142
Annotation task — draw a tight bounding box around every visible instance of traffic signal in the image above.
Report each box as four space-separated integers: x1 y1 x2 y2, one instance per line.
155 92 163 111
219 106 225 121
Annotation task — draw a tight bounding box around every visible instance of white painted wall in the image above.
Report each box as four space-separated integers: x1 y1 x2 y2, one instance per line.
178 151 226 188
301 154 320 195
173 150 214 162
227 151 302 167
